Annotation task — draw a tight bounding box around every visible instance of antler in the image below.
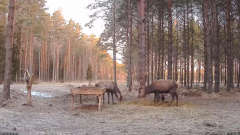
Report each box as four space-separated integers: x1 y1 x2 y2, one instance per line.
21 68 31 78
21 68 33 84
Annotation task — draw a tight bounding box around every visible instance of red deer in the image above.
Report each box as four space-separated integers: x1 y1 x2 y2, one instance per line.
138 79 178 106
95 81 122 104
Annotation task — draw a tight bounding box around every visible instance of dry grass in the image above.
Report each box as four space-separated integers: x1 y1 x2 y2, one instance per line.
0 83 240 135
124 99 193 108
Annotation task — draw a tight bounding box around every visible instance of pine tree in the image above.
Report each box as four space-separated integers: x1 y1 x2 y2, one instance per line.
3 0 15 100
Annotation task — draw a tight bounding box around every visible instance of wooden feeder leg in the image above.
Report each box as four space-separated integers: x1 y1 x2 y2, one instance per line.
98 95 102 111
79 95 82 104
103 93 105 105
71 95 74 110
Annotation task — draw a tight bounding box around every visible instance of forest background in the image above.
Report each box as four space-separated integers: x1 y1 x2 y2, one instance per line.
1 0 240 95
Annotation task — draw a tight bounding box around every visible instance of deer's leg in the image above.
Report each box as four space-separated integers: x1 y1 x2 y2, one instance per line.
79 95 82 104
103 93 105 104
111 92 114 104
161 94 165 101
169 92 175 106
154 93 157 103
156 92 160 104
175 92 178 106
113 91 119 103
107 92 110 104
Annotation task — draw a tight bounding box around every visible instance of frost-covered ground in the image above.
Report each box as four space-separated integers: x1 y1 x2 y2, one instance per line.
0 82 240 135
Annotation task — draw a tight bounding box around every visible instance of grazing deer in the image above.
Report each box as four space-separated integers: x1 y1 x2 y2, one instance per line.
95 81 122 104
138 79 178 106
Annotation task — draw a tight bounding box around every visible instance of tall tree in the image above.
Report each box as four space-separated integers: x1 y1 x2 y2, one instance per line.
202 0 207 91
127 0 132 91
205 0 212 93
138 0 146 96
226 0 232 91
113 0 117 84
3 0 15 100
190 1 194 87
167 0 173 79
212 0 219 93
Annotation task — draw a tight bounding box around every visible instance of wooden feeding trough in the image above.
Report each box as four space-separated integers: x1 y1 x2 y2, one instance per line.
70 87 106 111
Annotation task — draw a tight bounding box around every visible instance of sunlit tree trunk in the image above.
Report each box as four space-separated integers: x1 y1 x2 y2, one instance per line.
52 43 56 81
67 39 71 81
56 44 61 82
29 26 34 74
72 54 75 81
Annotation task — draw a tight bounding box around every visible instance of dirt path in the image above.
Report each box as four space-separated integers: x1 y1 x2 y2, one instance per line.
0 83 240 135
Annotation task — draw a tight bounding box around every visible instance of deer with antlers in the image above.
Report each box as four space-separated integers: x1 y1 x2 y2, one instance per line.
21 69 33 106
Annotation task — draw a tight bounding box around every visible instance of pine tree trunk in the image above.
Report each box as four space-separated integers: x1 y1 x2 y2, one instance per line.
146 0 150 85
29 26 34 75
180 59 183 85
238 62 240 87
174 21 179 82
3 0 15 100
157 9 160 80
190 1 194 87
203 0 208 91
157 0 162 80
151 10 154 83
161 7 165 79
68 39 71 81
167 0 173 80
64 54 66 81
138 0 146 96
213 0 220 93
113 0 117 84
183 8 187 86
226 0 232 91
186 0 190 89
56 45 61 82
52 43 56 82
127 0 132 91
205 0 213 93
